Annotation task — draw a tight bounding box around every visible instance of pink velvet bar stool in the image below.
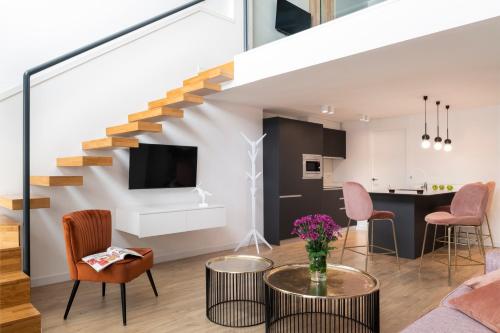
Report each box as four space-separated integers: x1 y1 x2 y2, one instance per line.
340 181 400 271
419 183 489 284
435 181 495 249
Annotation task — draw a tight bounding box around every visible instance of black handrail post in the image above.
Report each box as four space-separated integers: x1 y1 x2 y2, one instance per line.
243 0 249 51
22 71 31 275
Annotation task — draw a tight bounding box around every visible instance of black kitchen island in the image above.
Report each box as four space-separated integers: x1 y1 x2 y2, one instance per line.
369 191 455 259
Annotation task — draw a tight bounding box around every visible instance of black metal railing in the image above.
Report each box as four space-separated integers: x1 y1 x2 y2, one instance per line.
20 0 230 275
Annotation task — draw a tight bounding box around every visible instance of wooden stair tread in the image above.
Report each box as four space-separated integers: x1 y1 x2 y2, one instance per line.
0 271 29 285
183 61 234 86
82 137 139 150
0 247 21 273
167 81 221 98
128 107 183 123
0 271 30 309
0 216 20 249
30 176 83 187
0 195 50 211
57 156 113 167
106 121 162 136
148 93 203 109
0 303 41 330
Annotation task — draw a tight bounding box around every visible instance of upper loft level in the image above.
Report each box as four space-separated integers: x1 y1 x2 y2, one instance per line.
238 0 500 87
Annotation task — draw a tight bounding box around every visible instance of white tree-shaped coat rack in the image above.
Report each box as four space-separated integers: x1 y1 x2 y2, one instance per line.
235 132 272 254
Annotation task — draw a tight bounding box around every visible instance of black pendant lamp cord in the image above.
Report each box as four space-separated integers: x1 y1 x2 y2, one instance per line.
446 105 450 139
424 96 428 134
436 101 440 137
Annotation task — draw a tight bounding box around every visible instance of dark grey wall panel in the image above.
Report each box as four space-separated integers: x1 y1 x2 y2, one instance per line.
263 118 281 245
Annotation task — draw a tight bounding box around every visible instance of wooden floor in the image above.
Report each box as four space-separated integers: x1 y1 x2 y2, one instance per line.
32 229 485 333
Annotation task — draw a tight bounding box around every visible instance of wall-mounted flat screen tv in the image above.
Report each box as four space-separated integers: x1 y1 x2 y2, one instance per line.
275 0 312 35
129 143 197 189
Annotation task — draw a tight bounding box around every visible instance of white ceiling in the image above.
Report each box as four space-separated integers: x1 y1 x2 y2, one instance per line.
212 16 500 121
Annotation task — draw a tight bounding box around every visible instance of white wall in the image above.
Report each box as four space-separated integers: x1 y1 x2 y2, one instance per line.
0 0 235 93
0 0 264 286
335 105 500 246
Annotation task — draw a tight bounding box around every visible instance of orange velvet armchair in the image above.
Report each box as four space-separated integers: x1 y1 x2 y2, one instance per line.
62 210 158 325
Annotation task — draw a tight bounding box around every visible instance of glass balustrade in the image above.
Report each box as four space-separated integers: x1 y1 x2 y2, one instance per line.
249 0 387 49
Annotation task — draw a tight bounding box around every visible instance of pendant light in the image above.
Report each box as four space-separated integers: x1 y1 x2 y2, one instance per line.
434 101 443 150
444 104 452 152
421 96 431 149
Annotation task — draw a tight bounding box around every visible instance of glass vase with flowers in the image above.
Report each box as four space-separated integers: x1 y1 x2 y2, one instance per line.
291 214 341 282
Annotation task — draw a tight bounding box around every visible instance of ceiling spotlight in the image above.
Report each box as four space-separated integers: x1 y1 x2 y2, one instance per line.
360 115 370 122
321 105 331 114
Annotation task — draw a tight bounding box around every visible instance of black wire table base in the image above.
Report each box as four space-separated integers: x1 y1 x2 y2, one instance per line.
205 257 271 327
265 288 380 333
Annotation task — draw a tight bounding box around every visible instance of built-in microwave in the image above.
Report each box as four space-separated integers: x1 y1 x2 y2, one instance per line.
302 154 323 179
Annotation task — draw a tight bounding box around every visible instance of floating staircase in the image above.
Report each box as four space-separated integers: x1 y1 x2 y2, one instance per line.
0 61 235 331
82 137 139 150
106 121 162 136
57 156 113 167
0 216 41 332
0 195 50 211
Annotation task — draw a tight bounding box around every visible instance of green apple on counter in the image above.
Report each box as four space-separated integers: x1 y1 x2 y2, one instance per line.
447 185 454 191
432 184 439 191
439 185 445 190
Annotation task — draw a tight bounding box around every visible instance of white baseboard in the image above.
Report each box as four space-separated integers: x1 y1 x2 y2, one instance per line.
31 241 243 288
31 272 71 288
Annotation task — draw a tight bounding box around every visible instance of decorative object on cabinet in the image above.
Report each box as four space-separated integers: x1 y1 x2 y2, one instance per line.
192 184 212 208
235 133 272 254
291 214 341 282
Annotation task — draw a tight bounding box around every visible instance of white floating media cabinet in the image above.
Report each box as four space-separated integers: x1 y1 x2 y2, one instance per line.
115 204 226 238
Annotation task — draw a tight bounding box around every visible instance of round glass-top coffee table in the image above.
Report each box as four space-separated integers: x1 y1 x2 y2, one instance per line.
264 264 380 333
206 255 274 327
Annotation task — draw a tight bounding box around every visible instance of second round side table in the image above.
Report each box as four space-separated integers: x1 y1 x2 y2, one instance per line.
206 255 273 327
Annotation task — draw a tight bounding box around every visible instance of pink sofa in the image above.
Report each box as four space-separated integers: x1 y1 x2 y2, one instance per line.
402 249 500 333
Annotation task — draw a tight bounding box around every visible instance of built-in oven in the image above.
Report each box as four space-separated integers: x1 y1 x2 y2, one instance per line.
302 154 323 179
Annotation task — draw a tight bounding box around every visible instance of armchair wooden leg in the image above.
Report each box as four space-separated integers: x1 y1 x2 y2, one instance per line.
120 283 127 326
64 280 80 320
146 270 159 297
102 282 106 297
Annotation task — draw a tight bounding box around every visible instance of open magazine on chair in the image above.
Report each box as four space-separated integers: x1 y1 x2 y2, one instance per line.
82 246 143 272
